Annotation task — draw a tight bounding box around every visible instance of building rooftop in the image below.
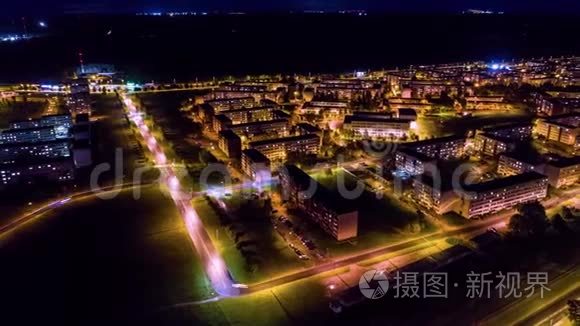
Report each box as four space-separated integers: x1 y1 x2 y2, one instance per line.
218 129 240 141
9 114 72 125
214 114 232 123
501 149 546 165
206 96 254 104
221 105 276 114
249 134 319 147
481 122 532 133
397 147 435 163
1 125 54 134
462 172 547 193
397 108 418 117
0 139 70 150
351 111 392 119
242 148 270 163
272 110 291 119
344 115 411 124
230 119 288 129
477 132 513 143
283 164 355 215
414 172 455 192
0 156 73 168
403 134 465 148
296 123 321 133
548 155 580 168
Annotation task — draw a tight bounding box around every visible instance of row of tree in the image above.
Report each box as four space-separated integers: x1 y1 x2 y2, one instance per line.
508 202 576 238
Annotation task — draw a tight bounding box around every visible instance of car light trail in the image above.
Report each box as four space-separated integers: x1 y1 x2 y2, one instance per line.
120 94 238 297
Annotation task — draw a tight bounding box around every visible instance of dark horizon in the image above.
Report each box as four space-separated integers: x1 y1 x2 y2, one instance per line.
2 0 580 17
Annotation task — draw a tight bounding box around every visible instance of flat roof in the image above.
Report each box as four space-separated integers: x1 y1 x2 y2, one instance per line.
218 129 240 140
1 126 54 134
352 111 392 118
221 105 276 114
214 114 232 123
10 114 71 124
397 147 435 163
463 172 547 193
501 150 545 165
206 96 254 103
481 122 532 133
403 134 465 148
548 155 580 168
230 119 288 129
0 156 73 168
477 132 512 143
397 108 417 116
344 115 411 124
283 164 355 214
249 134 319 147
242 148 269 163
0 139 70 149
296 123 321 133
272 110 291 119
414 172 455 191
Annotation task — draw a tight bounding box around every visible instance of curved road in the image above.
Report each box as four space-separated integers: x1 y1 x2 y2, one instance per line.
0 183 151 237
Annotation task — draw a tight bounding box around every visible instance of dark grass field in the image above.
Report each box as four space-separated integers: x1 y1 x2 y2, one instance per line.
0 187 211 325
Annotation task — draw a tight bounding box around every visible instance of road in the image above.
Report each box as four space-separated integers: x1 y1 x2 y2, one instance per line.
121 94 238 297
239 186 580 294
480 264 580 326
0 183 151 237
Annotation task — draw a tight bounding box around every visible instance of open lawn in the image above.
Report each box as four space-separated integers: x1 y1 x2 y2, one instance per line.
295 169 429 257
0 98 47 128
192 196 306 284
0 187 211 324
155 268 342 325
416 109 533 138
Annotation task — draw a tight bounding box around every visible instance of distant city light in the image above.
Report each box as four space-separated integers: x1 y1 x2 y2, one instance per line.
38 21 47 28
490 63 500 70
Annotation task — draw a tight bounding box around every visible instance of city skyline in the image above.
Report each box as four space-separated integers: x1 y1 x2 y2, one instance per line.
2 0 580 16
0 6 578 325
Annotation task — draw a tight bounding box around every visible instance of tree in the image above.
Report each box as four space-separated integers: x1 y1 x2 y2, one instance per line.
551 214 570 235
561 206 575 220
508 201 549 238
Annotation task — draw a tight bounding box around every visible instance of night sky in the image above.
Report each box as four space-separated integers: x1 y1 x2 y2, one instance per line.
3 0 580 16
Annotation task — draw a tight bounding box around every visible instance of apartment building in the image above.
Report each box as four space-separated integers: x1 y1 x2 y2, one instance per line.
543 156 580 188
456 172 548 218
535 113 580 149
279 164 358 240
343 115 411 138
497 153 545 176
241 148 271 183
218 129 242 159
248 134 320 162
